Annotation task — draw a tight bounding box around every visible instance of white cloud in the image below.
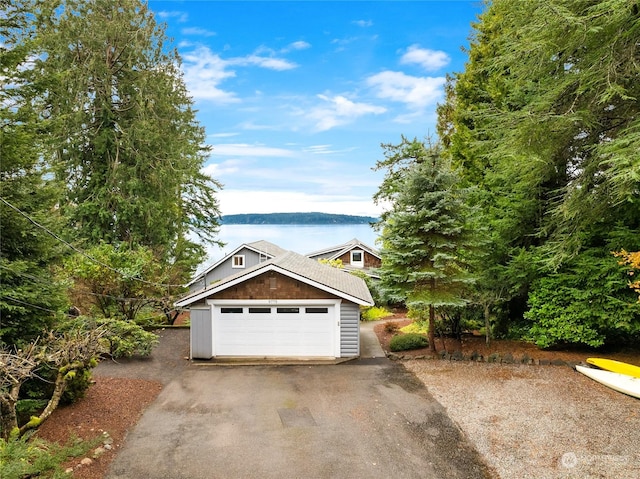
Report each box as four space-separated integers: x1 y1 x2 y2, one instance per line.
181 27 216 37
353 20 373 27
210 143 296 158
217 190 382 217
307 94 386 131
400 44 450 71
208 132 240 138
283 41 311 52
201 159 243 177
181 47 238 103
302 144 359 155
235 54 297 71
156 10 188 23
366 71 446 109
181 46 298 102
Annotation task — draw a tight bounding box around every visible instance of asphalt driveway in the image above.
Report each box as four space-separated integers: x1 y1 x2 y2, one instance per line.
97 328 492 479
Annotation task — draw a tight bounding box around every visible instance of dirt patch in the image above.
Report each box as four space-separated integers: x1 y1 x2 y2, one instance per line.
35 376 162 479
374 318 640 365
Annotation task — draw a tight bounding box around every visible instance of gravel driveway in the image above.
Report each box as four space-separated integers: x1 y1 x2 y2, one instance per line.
405 360 640 479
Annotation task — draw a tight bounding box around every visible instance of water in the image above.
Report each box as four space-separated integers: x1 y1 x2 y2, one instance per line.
200 223 380 271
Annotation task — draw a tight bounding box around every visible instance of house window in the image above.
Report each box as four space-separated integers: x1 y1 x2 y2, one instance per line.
232 255 245 268
350 250 364 268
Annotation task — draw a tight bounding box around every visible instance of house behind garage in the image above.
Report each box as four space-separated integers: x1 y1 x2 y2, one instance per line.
175 251 374 360
186 240 288 293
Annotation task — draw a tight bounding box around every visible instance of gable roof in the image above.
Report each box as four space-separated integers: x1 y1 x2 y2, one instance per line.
187 240 288 287
176 250 374 308
306 238 380 261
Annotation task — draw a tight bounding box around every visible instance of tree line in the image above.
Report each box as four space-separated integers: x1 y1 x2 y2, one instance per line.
1 0 221 440
374 0 640 351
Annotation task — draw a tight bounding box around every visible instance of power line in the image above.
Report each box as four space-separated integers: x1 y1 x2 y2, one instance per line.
2 295 72 318
0 196 184 288
2 295 167 323
0 265 173 303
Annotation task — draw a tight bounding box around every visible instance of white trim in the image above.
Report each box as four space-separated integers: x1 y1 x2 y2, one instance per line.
176 263 374 308
231 254 245 268
350 249 364 268
207 299 340 306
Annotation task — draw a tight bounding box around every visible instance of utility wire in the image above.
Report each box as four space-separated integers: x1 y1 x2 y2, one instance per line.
0 196 185 288
2 295 167 324
0 265 174 303
2 295 75 318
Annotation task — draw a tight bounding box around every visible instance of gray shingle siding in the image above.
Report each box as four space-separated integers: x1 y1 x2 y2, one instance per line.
190 308 212 359
340 302 360 357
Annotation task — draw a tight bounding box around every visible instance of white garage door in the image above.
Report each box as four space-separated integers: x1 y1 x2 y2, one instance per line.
212 303 336 357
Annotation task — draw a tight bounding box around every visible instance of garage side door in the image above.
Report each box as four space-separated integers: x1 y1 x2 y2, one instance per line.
213 305 335 357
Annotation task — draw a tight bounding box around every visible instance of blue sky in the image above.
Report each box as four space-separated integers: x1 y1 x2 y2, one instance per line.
148 1 484 216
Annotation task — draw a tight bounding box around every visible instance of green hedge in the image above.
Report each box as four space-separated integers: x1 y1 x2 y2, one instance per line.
389 333 428 352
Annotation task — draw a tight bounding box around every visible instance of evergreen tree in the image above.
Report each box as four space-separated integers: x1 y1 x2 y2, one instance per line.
437 0 640 345
33 0 221 271
0 0 68 346
374 138 477 351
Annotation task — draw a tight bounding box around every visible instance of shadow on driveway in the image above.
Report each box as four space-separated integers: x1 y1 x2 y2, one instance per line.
97 328 493 479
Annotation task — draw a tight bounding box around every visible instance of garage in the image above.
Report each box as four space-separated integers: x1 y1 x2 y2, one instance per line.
175 251 374 360
212 301 338 357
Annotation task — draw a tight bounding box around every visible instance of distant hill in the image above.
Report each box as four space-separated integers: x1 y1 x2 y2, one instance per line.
221 212 379 225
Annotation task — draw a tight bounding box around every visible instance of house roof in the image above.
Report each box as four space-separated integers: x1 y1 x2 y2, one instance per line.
176 250 374 308
306 238 380 261
187 240 288 287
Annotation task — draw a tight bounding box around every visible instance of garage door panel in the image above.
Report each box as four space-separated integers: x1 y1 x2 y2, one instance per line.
213 305 335 357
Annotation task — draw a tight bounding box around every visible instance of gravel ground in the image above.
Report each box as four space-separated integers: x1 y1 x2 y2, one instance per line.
404 360 640 479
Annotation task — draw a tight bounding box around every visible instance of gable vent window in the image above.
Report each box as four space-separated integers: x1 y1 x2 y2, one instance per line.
269 277 277 289
232 255 245 268
350 250 364 268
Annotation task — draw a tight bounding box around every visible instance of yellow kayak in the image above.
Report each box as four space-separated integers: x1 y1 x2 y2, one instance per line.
586 358 640 379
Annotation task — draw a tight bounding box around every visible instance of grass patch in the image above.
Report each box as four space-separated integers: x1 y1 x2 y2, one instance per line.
0 434 100 479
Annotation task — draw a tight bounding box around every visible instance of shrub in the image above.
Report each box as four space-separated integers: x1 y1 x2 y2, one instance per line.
361 306 393 321
384 322 399 334
98 318 159 358
389 333 429 352
400 321 429 335
525 251 640 348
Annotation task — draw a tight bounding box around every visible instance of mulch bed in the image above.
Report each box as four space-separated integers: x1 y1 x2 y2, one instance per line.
374 318 640 365
35 376 162 479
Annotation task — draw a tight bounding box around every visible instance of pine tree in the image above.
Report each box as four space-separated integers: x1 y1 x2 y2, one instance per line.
34 0 221 269
0 0 68 346
374 138 477 351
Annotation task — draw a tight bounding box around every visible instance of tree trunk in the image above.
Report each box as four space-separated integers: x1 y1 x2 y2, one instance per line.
484 302 492 346
428 304 436 352
19 370 66 436
0 396 19 440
